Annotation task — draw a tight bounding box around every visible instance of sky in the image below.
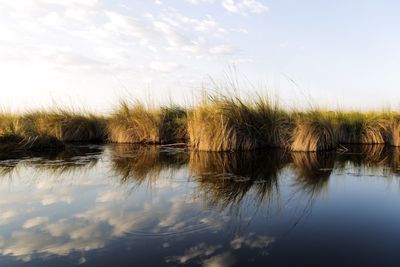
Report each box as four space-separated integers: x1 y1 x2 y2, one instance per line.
1 0 400 112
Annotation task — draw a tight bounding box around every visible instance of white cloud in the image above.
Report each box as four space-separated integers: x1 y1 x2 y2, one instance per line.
229 57 253 64
0 0 255 110
0 0 237 73
38 11 64 27
0 229 105 260
158 196 193 229
150 10 232 57
195 18 226 33
203 252 236 267
104 11 153 42
42 0 99 8
0 211 18 226
41 194 73 206
230 233 275 251
165 242 222 264
149 61 179 73
209 45 235 55
185 0 215 4
23 217 49 229
222 0 268 15
96 191 124 202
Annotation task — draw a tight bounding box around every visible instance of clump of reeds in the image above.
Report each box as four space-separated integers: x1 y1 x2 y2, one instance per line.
0 113 21 136
336 111 389 144
24 111 107 142
388 117 400 146
0 110 105 151
108 101 187 144
290 111 338 152
3 91 400 153
159 106 188 143
187 95 291 151
0 113 64 151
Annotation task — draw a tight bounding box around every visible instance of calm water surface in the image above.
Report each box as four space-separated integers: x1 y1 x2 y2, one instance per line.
0 144 399 267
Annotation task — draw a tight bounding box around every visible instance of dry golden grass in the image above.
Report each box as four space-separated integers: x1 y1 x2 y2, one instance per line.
0 111 106 151
360 121 388 144
388 117 400 146
187 96 291 151
291 112 338 152
2 95 400 152
108 101 187 144
26 111 107 142
336 111 389 144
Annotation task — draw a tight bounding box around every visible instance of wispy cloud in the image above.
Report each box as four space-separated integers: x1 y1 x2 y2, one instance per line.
23 217 49 229
149 61 180 73
185 0 215 4
222 0 268 15
0 0 263 110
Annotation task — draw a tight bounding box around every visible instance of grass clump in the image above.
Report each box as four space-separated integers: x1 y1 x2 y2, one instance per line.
388 116 400 146
187 96 291 152
291 111 338 152
0 111 105 151
108 101 187 144
2 92 400 152
335 111 389 144
0 113 64 151
24 111 107 142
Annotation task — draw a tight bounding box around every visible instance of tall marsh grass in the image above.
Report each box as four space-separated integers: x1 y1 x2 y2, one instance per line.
0 110 105 151
1 94 400 152
335 111 389 144
291 111 338 152
389 117 400 146
108 101 187 144
25 111 107 142
187 96 291 151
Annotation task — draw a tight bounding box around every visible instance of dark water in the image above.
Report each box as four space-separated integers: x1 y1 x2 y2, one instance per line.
0 144 400 267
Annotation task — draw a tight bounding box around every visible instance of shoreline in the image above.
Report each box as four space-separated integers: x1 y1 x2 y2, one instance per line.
1 96 399 152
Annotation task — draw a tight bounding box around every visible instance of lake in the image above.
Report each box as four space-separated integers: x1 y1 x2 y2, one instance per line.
0 144 399 267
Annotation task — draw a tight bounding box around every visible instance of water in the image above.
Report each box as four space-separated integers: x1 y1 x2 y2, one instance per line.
0 144 400 267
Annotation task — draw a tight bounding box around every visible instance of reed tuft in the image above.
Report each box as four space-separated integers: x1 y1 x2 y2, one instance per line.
291 112 338 152
187 96 291 151
389 117 400 146
108 101 187 144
